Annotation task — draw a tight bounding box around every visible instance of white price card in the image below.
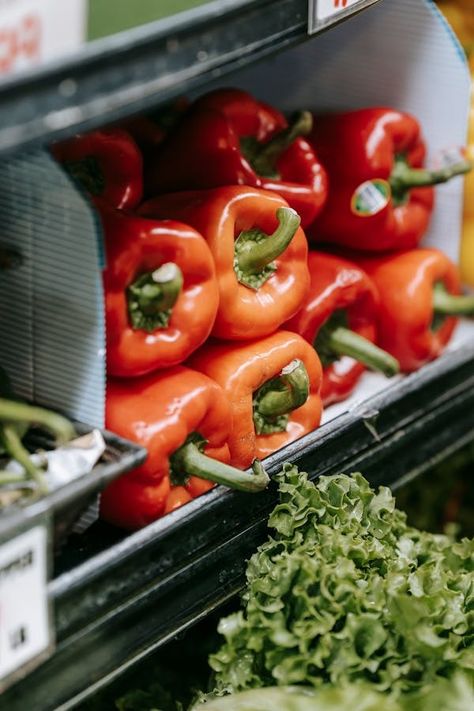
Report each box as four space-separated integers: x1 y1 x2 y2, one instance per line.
0 525 51 688
0 0 86 79
308 0 377 34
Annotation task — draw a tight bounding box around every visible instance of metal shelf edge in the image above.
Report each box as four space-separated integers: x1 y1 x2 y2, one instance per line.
0 0 383 155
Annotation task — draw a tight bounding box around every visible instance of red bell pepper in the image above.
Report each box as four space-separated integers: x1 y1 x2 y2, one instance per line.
52 128 143 210
351 248 474 372
308 108 471 252
100 367 269 530
189 331 323 468
285 252 399 405
99 202 219 377
144 89 328 228
139 186 310 340
119 97 190 154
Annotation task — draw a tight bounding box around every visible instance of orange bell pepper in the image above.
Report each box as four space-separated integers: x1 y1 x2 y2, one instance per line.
352 249 474 372
139 186 310 340
189 331 323 468
100 366 269 530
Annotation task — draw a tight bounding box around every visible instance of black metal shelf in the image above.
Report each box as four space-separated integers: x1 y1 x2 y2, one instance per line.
3 343 473 710
0 0 381 156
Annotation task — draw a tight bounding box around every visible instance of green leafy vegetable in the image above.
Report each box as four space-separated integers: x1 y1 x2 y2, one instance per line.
191 684 402 710
210 466 474 698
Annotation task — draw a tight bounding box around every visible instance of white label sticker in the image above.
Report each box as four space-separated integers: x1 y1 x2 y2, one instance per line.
308 0 375 33
351 179 391 216
0 0 86 79
0 525 50 683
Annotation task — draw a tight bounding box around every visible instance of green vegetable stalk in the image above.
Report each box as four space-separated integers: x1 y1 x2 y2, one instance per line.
0 370 75 494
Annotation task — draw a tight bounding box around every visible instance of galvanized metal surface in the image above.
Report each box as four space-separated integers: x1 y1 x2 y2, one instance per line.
2 344 473 710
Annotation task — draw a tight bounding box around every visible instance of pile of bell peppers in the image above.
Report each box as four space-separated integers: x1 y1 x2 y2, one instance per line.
52 86 474 530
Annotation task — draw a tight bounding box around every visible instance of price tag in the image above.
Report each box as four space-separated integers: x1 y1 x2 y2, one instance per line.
0 0 86 78
308 0 378 34
0 522 52 690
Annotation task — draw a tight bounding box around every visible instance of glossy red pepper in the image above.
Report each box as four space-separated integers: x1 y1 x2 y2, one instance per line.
308 108 471 252
52 128 143 210
190 331 323 468
351 248 474 372
144 89 328 228
100 367 269 530
99 202 219 377
286 252 399 405
139 186 310 340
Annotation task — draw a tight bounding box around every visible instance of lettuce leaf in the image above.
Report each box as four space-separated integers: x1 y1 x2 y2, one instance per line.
191 683 402 711
210 466 474 698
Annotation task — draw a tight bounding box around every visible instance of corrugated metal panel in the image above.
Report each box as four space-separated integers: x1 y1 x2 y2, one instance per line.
0 150 105 426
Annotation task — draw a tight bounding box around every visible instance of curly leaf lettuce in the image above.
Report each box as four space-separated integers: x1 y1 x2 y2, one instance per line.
191 684 402 711
210 466 474 697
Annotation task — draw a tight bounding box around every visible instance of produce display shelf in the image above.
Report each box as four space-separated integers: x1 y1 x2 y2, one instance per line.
0 0 381 157
3 343 473 711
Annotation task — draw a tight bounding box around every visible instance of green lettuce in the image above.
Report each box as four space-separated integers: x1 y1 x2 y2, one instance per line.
210 466 474 698
191 683 401 711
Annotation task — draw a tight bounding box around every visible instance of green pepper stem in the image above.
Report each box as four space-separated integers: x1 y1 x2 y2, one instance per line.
433 282 474 316
235 207 300 275
255 360 309 417
0 470 28 486
0 398 75 445
251 111 313 177
0 399 74 448
253 359 310 435
390 156 472 194
327 327 400 377
127 262 183 332
171 442 269 493
0 424 48 494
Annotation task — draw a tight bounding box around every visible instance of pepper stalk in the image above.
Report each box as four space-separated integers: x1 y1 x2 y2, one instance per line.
390 154 472 205
315 310 400 377
170 434 269 492
234 207 301 289
253 359 310 435
431 281 474 331
127 262 183 331
241 110 313 179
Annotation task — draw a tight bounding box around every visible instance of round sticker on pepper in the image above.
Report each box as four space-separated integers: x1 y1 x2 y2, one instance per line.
351 179 391 217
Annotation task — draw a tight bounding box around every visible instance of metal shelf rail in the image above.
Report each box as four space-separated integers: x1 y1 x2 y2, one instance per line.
0 0 381 156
